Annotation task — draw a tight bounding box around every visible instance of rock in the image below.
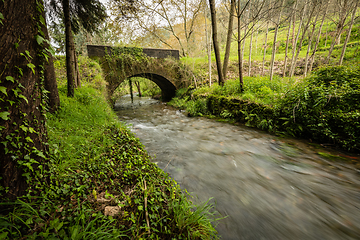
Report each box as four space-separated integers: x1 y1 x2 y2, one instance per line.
104 206 122 216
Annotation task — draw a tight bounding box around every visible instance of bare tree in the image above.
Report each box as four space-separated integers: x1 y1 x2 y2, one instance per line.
204 2 212 86
290 0 318 77
112 0 205 57
288 0 308 77
209 0 224 85
248 20 254 76
261 1 271 76
324 0 354 64
304 2 322 77
223 0 236 79
308 0 329 73
338 0 359 65
235 0 251 91
283 0 297 77
269 0 285 81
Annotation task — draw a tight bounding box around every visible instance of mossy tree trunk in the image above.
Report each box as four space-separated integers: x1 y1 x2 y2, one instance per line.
0 0 48 200
42 8 60 112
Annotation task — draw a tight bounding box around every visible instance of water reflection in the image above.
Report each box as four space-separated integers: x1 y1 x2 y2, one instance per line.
115 95 360 240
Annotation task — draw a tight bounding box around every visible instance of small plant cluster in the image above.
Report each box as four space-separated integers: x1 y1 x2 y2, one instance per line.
0 86 219 239
169 65 360 152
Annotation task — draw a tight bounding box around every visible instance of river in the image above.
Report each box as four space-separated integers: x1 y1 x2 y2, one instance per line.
114 95 360 240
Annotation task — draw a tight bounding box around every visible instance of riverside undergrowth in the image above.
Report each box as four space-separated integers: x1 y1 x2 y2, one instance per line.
0 59 219 239
169 65 360 153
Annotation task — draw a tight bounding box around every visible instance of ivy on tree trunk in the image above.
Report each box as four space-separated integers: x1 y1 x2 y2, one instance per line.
0 0 49 200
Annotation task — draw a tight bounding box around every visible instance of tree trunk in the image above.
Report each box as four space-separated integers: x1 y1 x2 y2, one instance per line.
0 0 48 200
304 5 321 77
75 54 81 88
290 2 315 77
129 79 133 103
325 0 349 64
283 17 292 77
248 25 254 76
135 81 142 97
269 0 285 81
237 0 244 92
241 1 251 64
308 0 329 73
68 26 80 89
289 1 307 77
261 1 271 76
336 0 349 45
324 22 329 47
63 0 75 97
283 0 297 77
338 1 358 65
42 8 60 113
261 20 269 76
223 0 236 79
204 3 212 86
255 29 259 56
209 0 224 86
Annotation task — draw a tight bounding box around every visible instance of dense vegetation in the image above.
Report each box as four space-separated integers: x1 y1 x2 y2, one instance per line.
0 57 219 239
169 64 360 152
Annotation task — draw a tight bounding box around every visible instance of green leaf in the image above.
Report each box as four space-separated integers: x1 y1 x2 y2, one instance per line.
25 50 32 59
35 35 44 45
37 151 46 158
25 137 33 143
27 63 35 74
25 218 33 225
39 15 45 26
0 12 3 25
16 67 23 76
0 86 7 96
0 111 10 121
0 232 9 239
18 94 28 104
28 127 35 133
5 76 14 82
20 125 28 132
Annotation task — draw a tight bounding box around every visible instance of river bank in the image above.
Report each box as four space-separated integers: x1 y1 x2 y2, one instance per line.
169 65 360 154
115 94 360 239
0 57 218 239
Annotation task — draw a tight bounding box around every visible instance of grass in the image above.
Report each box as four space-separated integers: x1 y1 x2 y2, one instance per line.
0 57 220 239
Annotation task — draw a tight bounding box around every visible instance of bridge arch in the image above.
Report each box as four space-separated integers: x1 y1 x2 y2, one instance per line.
128 73 176 101
87 45 191 104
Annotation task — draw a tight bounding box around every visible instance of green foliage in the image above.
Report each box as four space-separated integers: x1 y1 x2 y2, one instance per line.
54 56 106 90
185 98 209 117
275 65 360 150
171 65 360 152
1 86 219 239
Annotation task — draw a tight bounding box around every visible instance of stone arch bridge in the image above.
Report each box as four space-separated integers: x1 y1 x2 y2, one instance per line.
87 45 190 102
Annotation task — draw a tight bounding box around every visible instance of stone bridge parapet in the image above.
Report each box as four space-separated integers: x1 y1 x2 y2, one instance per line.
87 45 189 103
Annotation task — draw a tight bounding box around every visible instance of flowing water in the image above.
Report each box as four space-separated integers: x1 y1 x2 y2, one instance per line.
114 95 360 240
